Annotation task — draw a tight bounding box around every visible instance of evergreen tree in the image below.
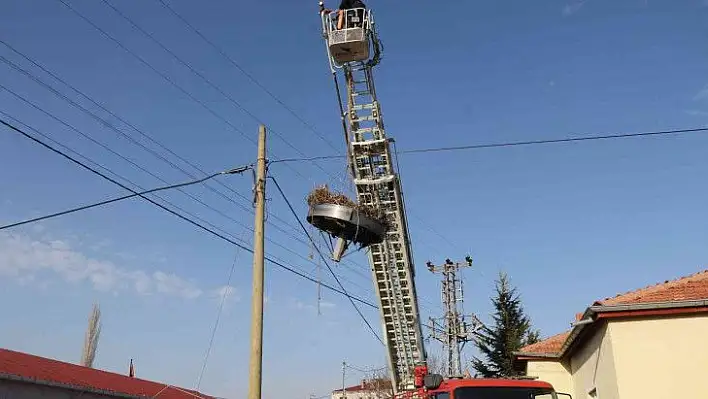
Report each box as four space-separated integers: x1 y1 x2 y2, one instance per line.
471 272 540 377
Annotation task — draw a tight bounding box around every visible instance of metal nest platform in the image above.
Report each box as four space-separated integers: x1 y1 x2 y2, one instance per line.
307 203 385 247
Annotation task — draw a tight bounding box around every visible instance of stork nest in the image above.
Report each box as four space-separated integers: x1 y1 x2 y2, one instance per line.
306 185 389 230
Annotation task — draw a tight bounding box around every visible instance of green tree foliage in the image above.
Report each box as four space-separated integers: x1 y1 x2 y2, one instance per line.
471 272 540 377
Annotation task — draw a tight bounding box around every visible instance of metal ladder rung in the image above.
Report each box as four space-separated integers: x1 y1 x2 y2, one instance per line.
346 63 422 392
351 103 376 111
352 137 387 145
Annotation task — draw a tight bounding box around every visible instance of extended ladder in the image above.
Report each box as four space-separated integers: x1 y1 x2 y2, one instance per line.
343 62 426 393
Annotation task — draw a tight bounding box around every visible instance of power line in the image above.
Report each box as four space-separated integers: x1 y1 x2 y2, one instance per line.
0 166 250 231
195 242 245 391
0 47 302 239
271 126 708 163
54 0 318 185
0 56 378 303
0 45 261 217
154 0 341 153
94 0 335 181
0 26 435 308
401 127 708 154
0 111 254 252
345 363 387 374
0 81 285 237
0 116 377 309
0 46 354 264
269 176 384 345
147 0 461 293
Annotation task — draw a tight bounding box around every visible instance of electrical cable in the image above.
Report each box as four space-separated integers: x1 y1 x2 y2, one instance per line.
0 109 354 307
154 0 341 152
270 126 708 163
194 242 244 391
0 117 377 309
94 0 334 181
0 167 249 231
268 175 385 345
151 384 208 399
0 60 299 241
345 363 387 374
0 112 252 254
107 0 454 297
0 46 267 221
0 48 437 315
0 81 285 237
54 0 318 185
332 72 352 167
0 66 378 303
0 34 437 310
0 64 294 248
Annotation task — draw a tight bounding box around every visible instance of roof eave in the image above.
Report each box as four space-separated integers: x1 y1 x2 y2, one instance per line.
0 372 141 399
514 299 708 363
559 299 708 358
591 298 708 312
512 352 562 359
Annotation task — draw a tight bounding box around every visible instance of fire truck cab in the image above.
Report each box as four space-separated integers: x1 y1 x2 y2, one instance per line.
397 366 572 399
422 377 570 399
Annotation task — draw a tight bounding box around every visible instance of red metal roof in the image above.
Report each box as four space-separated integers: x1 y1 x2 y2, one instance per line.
0 348 212 398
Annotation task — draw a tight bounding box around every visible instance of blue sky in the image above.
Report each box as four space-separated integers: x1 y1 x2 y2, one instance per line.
2 0 708 397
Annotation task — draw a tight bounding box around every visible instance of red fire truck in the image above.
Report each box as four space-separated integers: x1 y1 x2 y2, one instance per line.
314 3 573 399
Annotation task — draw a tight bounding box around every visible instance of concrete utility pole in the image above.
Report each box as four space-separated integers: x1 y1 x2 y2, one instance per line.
247 125 267 399
427 257 483 378
341 361 347 399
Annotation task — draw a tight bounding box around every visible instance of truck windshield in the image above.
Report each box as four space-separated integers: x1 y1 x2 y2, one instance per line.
453 387 557 398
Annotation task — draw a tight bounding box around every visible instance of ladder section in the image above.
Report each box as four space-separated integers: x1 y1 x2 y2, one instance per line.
344 64 426 393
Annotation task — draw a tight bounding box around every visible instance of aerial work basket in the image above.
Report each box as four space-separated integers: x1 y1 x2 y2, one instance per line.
319 3 382 69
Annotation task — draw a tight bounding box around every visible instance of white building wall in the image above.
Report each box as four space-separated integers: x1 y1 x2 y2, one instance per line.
569 322 620 399
331 390 391 399
609 314 708 398
525 359 573 394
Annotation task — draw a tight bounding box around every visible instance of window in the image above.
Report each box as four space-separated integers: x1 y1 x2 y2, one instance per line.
432 393 449 399
453 387 556 399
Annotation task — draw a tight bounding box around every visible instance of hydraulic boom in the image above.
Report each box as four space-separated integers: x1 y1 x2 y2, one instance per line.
312 5 572 398
317 4 426 393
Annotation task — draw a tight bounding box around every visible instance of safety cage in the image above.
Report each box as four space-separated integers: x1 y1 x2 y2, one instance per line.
321 7 380 68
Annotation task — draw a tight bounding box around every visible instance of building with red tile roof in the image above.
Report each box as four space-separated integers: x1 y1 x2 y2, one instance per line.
0 347 213 399
513 268 708 398
331 378 392 399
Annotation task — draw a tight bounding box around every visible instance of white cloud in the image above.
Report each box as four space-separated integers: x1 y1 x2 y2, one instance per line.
0 231 202 299
563 0 588 16
89 238 111 251
693 85 708 101
290 298 336 312
153 271 203 299
211 285 239 302
685 109 708 117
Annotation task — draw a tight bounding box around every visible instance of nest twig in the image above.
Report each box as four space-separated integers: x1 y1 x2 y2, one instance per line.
307 185 389 230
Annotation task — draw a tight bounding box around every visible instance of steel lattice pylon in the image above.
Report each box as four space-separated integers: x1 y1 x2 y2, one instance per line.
426 258 483 378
